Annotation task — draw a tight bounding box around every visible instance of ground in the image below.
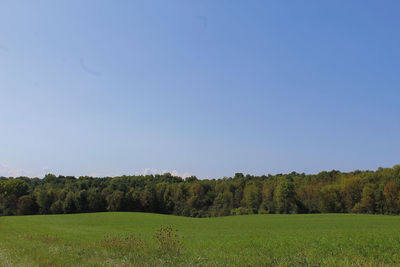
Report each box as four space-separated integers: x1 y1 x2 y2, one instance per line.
0 212 400 266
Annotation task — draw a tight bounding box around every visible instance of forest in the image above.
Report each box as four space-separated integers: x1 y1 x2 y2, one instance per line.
1 165 400 217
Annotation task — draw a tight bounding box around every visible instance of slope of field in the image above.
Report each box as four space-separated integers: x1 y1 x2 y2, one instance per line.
0 213 400 266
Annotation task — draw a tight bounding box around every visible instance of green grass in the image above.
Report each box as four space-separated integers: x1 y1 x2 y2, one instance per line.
1 213 400 266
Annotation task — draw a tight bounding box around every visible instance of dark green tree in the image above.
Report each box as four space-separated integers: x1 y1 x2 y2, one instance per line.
275 179 297 213
63 192 78 213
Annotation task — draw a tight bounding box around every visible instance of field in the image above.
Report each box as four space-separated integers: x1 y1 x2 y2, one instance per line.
0 213 400 266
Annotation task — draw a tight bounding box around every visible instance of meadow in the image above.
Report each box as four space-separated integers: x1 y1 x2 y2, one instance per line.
0 212 400 266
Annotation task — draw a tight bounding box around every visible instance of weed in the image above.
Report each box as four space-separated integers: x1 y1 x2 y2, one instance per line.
100 234 147 251
154 225 184 255
43 234 59 243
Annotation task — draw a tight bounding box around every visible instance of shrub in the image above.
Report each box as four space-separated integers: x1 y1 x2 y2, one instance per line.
154 225 183 255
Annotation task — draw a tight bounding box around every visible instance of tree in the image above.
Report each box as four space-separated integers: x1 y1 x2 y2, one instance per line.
63 192 78 213
375 184 385 214
210 182 234 216
0 179 29 197
356 183 377 213
0 195 18 215
43 173 58 184
259 182 275 214
50 200 64 214
234 173 244 179
320 185 343 213
342 177 363 212
156 184 174 213
140 187 156 212
0 179 30 215
126 188 142 212
383 181 399 214
171 184 187 216
17 195 36 215
211 190 233 217
241 183 261 213
275 179 297 213
2 166 400 217
107 190 124 211
185 176 198 183
296 185 320 213
187 183 205 211
87 188 105 212
76 190 88 212
36 189 55 214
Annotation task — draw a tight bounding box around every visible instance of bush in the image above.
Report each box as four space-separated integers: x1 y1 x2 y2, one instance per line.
154 225 183 255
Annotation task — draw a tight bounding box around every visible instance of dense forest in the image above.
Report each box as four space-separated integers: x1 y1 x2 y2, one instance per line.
1 165 400 217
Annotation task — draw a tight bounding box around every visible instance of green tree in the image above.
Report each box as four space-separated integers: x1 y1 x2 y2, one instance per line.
140 187 156 212
357 183 377 213
296 185 320 213
87 188 105 211
383 181 399 214
342 177 363 212
43 173 58 184
17 195 36 215
107 190 124 211
320 184 343 212
241 183 261 213
187 183 205 211
0 179 29 197
76 190 88 212
63 192 78 213
275 179 297 213
50 200 64 214
0 179 30 215
36 189 55 214
259 182 275 214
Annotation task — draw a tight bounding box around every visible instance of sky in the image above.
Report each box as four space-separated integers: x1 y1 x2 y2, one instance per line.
0 1 399 178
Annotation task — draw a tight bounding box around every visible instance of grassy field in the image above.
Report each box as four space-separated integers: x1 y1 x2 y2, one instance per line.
1 213 400 266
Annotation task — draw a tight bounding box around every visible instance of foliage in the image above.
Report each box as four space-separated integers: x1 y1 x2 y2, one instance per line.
154 225 184 255
100 234 148 251
17 195 37 215
275 179 296 213
0 179 29 197
1 165 400 217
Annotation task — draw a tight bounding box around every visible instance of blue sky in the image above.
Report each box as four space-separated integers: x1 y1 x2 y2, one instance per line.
1 1 399 178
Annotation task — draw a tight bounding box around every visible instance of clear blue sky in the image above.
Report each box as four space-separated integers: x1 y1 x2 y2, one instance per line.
1 1 399 178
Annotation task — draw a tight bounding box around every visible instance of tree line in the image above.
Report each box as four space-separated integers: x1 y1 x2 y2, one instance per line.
1 165 400 217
